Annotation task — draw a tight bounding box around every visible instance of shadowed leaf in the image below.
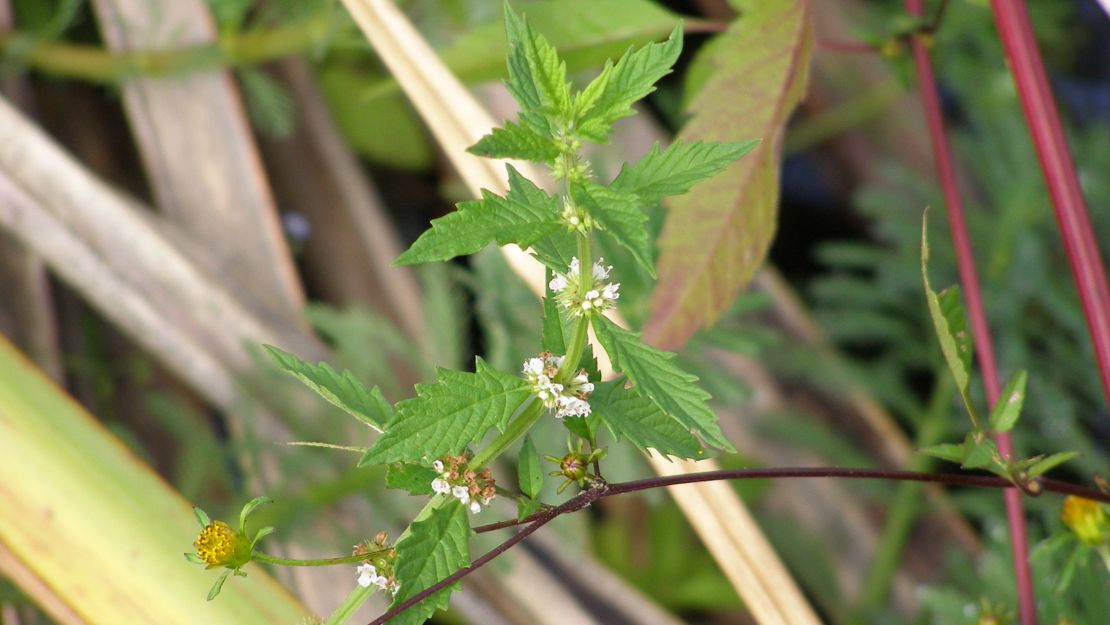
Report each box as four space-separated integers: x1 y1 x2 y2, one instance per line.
647 0 811 348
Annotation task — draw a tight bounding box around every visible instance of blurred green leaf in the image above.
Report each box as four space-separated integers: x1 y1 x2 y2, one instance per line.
517 435 544 499
988 370 1027 433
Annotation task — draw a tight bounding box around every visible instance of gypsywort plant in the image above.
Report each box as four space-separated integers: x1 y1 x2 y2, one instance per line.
188 3 756 623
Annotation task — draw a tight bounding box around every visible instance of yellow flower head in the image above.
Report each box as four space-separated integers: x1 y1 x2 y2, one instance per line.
1060 496 1110 546
194 521 248 569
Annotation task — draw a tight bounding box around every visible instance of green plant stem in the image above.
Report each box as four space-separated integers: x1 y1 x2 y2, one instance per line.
856 372 951 609
253 549 390 568
0 14 335 83
325 585 374 625
470 397 544 471
556 233 592 382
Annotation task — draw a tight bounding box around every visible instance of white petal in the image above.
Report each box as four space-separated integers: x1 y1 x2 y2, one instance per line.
452 485 471 503
469 501 482 514
432 460 444 473
522 358 545 376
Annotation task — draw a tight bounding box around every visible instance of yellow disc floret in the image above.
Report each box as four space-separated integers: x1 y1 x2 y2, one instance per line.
1060 496 1110 546
194 521 243 568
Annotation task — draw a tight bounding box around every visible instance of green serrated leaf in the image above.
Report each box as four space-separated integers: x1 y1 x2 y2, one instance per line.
531 229 578 272
395 165 562 266
573 23 682 143
593 316 733 451
264 345 389 432
917 442 965 465
920 216 980 430
469 119 562 162
988 370 1027 433
573 182 654 276
1025 451 1080 479
611 140 760 204
592 380 705 459
962 437 997 470
386 463 440 496
504 2 571 121
359 358 532 466
518 435 544 499
389 500 472 625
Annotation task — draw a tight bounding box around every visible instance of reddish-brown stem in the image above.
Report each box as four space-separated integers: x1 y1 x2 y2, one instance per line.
905 0 1036 621
367 485 609 625
372 467 1108 625
987 1 1110 411
473 467 1110 534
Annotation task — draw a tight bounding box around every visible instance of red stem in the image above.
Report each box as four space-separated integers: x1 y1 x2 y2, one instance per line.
371 467 1110 625
904 0 1036 622
987 1 1110 410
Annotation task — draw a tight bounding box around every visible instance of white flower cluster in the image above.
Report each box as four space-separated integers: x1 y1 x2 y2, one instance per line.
521 354 594 418
431 460 492 514
549 257 620 317
356 562 399 594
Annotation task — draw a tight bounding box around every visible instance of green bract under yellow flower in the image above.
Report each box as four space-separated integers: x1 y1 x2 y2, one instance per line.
1060 496 1110 546
194 520 251 569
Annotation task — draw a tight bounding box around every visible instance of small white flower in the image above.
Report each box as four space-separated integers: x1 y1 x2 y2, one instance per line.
452 485 471 504
549 258 620 316
432 460 444 473
388 579 401 594
602 282 620 302
357 563 380 588
592 258 612 280
567 371 593 396
522 357 545 376
556 395 592 419
469 500 482 514
432 478 451 495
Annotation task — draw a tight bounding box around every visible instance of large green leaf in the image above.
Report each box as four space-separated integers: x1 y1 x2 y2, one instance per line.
359 358 532 465
647 0 811 349
395 165 562 266
468 119 561 162
593 316 733 451
389 500 472 625
360 0 681 109
573 182 654 276
591 380 706 459
0 336 309 624
610 139 761 205
265 344 391 431
503 1 571 121
572 23 682 143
